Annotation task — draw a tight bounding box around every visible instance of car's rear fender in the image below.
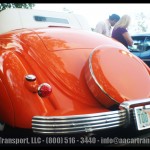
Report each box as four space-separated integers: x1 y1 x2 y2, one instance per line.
0 50 57 128
0 77 14 126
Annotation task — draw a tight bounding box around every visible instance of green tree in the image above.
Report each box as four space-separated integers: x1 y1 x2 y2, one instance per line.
135 12 147 33
0 3 35 12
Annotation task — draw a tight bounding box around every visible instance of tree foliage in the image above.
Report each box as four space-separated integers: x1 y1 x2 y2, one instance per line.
135 12 147 33
0 3 35 12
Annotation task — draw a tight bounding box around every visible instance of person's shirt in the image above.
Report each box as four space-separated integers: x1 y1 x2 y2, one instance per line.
94 19 111 37
112 27 132 48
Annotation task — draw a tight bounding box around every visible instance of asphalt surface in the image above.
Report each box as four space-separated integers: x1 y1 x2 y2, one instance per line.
1 125 150 147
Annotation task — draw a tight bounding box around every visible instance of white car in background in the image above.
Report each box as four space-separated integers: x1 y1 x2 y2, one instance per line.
0 8 92 34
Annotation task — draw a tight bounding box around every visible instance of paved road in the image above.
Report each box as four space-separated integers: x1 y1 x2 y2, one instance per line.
1 125 150 147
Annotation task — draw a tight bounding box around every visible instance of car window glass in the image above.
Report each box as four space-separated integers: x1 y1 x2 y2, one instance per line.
34 16 69 24
144 37 150 51
128 36 145 52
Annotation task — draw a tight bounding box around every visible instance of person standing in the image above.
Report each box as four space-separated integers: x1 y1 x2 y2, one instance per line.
111 14 133 48
94 14 120 37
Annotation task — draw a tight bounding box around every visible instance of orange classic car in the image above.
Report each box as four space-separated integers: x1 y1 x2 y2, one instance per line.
0 9 150 136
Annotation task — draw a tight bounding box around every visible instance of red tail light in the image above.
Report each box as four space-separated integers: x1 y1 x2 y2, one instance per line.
38 83 52 97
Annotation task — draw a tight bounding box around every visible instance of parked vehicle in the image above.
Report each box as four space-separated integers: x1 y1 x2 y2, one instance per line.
128 33 150 66
0 8 150 136
0 8 92 34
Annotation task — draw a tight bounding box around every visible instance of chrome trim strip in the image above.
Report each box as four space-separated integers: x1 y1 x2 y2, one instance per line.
32 110 126 134
32 115 126 127
32 98 150 134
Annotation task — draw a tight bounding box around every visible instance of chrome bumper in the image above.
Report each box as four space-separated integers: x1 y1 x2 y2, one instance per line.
32 98 150 134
